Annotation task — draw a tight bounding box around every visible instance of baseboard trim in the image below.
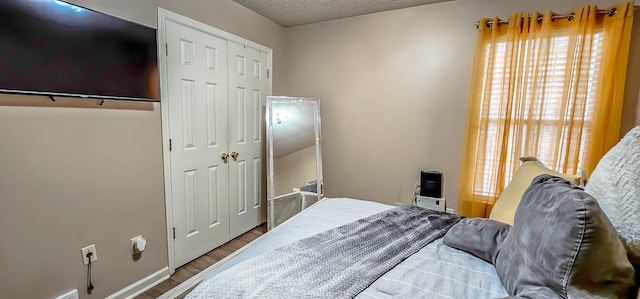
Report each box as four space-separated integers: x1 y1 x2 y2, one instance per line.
106 266 170 299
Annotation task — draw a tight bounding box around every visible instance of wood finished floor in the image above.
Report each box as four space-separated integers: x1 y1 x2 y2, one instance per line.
136 223 268 298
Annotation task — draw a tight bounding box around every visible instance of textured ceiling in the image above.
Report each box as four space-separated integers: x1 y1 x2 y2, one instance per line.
232 0 453 27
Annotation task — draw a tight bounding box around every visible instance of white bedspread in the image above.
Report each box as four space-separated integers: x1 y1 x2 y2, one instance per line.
192 198 508 299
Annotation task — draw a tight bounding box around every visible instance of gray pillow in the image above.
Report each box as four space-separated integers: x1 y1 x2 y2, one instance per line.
443 218 510 264
495 174 636 298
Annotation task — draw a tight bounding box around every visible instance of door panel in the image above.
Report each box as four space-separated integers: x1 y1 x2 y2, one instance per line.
228 42 268 238
166 20 230 267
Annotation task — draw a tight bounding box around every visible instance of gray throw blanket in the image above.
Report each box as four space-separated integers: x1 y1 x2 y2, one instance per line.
187 205 461 299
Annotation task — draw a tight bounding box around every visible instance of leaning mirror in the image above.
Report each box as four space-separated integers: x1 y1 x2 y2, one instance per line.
266 96 323 230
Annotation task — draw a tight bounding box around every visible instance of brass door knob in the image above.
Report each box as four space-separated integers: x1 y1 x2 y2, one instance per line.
231 151 239 161
221 153 229 163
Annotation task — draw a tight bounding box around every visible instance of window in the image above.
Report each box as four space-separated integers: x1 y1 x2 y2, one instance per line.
460 4 634 218
474 32 604 197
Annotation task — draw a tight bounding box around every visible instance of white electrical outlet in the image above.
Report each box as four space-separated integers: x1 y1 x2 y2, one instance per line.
55 289 78 299
130 235 147 255
446 208 455 214
81 244 98 265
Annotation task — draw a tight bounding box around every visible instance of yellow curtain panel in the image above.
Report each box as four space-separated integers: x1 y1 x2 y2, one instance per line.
458 2 634 217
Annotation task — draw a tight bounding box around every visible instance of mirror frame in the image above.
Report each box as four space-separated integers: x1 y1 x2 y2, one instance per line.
266 96 323 230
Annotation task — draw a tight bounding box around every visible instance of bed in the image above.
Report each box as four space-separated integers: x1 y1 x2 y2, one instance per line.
181 126 640 299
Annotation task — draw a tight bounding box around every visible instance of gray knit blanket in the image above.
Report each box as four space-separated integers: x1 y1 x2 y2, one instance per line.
187 205 461 299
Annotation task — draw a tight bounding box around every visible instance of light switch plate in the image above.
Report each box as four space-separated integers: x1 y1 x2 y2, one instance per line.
55 289 78 299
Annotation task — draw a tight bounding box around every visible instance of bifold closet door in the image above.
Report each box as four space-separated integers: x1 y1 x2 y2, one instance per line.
228 41 269 239
166 20 231 267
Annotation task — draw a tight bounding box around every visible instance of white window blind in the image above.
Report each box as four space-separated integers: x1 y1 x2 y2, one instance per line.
475 31 604 197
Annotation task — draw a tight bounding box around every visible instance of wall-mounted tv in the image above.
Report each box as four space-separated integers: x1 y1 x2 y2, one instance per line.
0 0 159 101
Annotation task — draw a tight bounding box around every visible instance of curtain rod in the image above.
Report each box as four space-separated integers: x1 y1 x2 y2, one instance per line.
474 7 620 28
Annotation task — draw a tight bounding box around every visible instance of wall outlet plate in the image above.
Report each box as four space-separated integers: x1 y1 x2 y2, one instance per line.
130 235 143 255
446 208 455 214
81 244 98 265
55 289 78 299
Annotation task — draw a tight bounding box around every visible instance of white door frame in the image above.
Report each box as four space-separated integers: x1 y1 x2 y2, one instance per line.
158 8 272 273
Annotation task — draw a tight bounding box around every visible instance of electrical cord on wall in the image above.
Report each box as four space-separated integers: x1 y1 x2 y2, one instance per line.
412 182 421 204
86 252 95 293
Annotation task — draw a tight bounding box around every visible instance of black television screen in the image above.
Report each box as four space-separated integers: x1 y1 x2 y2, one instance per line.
0 0 159 101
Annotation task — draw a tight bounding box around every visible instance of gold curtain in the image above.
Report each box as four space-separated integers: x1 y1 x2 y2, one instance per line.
458 2 634 217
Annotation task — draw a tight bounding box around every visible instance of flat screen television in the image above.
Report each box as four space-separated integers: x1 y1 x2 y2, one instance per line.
0 0 159 101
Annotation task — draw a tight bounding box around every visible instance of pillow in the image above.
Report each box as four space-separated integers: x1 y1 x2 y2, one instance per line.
489 159 581 225
443 218 510 264
584 125 640 265
495 174 636 298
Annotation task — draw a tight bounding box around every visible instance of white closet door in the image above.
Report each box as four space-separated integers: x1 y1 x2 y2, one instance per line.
166 20 230 267
227 42 268 238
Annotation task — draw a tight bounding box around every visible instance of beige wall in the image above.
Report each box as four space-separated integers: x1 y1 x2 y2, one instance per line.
274 146 318 195
0 96 166 299
0 1 284 298
283 0 640 209
624 8 640 131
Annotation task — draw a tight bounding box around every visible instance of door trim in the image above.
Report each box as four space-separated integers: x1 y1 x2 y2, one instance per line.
158 8 273 273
